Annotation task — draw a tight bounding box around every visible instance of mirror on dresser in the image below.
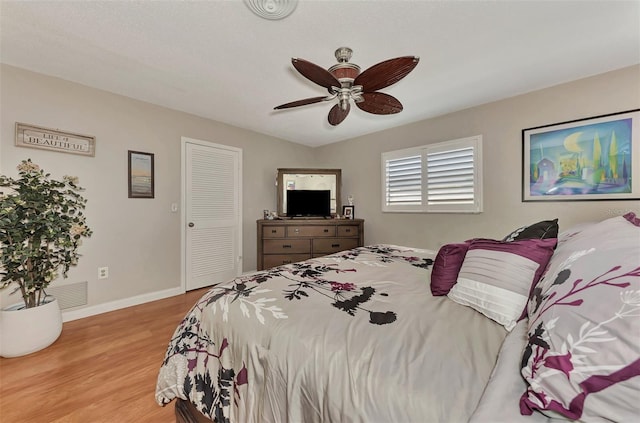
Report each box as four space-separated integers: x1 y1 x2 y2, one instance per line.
277 168 341 217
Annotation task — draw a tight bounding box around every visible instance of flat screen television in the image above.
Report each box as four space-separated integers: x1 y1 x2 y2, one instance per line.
286 189 331 217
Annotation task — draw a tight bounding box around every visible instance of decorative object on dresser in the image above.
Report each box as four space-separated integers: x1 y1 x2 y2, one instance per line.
257 218 364 270
342 205 354 219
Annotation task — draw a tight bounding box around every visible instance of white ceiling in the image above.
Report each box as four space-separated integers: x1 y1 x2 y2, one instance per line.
1 1 639 147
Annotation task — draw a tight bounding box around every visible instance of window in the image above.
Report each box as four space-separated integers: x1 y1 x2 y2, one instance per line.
382 135 483 213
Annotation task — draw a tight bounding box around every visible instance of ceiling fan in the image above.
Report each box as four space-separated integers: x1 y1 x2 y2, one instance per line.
274 47 420 126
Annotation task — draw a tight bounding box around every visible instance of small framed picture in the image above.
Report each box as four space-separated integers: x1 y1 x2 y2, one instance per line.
342 205 354 219
263 209 270 219
128 150 154 198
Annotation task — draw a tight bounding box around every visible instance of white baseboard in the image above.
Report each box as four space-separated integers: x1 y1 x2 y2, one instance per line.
61 286 184 322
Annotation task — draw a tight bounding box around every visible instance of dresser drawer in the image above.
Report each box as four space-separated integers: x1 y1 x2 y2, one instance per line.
263 254 311 269
313 238 359 254
287 225 336 237
257 219 364 271
337 225 359 237
262 226 285 238
263 239 311 254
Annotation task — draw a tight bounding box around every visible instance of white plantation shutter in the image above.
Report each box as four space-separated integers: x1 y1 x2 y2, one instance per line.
426 136 482 212
385 153 422 207
382 135 482 213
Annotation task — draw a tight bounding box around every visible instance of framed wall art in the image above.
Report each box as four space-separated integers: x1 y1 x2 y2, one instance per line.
15 122 95 157
128 150 154 198
522 109 640 202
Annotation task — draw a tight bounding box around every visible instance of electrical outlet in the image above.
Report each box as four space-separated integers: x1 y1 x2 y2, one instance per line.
98 266 109 279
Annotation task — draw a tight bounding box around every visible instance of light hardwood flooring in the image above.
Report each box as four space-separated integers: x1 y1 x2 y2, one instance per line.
0 288 209 423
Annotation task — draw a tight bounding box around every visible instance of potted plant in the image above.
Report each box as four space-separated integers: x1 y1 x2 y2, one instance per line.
0 159 92 357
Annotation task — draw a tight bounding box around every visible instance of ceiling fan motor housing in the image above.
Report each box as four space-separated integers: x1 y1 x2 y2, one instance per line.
329 47 360 83
328 62 360 82
328 48 363 105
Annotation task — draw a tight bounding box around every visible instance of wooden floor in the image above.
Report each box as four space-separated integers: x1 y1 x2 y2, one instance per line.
0 288 209 423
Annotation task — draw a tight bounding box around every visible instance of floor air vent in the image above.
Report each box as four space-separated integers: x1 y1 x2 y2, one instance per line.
46 281 88 310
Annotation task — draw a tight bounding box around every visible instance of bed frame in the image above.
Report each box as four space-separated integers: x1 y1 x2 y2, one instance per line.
175 399 213 423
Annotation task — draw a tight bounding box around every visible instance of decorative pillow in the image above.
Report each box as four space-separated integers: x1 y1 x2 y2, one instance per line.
520 215 640 421
624 211 640 226
430 242 470 296
556 221 595 250
447 238 557 331
503 219 559 242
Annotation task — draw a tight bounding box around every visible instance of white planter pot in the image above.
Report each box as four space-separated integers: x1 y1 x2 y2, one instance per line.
0 297 63 358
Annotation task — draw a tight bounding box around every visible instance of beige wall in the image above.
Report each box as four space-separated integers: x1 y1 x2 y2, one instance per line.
0 64 316 311
2 64 639 315
316 65 640 250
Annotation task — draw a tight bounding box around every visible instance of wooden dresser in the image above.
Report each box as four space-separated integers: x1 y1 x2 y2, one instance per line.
257 219 364 270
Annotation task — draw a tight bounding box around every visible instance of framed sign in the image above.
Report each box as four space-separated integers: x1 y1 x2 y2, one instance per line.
128 150 154 198
15 122 95 157
522 109 640 202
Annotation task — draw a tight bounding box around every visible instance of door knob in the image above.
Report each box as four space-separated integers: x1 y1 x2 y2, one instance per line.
188 222 195 227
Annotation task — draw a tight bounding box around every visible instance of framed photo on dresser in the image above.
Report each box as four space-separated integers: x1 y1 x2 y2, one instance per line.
342 205 354 219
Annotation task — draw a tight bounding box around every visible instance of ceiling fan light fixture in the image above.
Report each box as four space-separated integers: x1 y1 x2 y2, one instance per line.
244 0 298 20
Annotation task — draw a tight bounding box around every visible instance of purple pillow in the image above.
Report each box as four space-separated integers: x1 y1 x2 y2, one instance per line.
430 242 470 296
624 211 640 226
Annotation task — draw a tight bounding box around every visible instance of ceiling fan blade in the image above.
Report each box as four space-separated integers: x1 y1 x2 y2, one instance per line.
274 96 329 110
356 92 403 115
328 102 350 126
292 58 341 90
354 56 419 92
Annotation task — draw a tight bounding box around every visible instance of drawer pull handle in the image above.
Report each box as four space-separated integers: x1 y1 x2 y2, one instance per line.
332 243 340 248
282 244 292 248
271 229 277 233
345 229 351 233
323 229 329 233
294 228 300 233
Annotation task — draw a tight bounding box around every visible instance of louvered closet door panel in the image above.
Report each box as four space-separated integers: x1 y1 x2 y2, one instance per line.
186 142 241 290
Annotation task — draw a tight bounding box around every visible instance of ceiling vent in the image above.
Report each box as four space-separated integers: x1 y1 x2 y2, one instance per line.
244 0 298 20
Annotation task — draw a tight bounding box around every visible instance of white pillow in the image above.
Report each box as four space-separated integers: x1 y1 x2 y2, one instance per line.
447 238 556 331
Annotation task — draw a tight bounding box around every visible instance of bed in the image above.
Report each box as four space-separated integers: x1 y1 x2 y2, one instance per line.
156 213 640 423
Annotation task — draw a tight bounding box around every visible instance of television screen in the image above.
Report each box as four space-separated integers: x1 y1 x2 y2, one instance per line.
286 190 331 217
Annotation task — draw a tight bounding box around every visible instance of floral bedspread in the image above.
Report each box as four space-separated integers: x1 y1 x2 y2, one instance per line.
155 245 506 423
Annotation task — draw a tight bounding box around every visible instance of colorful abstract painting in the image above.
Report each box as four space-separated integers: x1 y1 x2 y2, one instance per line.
523 110 640 201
